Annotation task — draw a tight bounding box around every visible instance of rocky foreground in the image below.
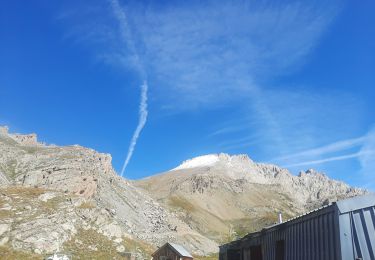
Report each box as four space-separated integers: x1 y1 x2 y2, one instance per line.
0 126 216 259
0 126 367 258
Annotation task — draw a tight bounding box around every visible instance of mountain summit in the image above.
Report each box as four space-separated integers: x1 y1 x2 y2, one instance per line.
136 153 366 241
172 154 221 171
0 127 367 257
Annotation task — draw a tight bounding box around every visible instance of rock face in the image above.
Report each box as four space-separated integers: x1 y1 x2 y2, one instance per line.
0 127 368 257
135 153 367 241
0 127 217 256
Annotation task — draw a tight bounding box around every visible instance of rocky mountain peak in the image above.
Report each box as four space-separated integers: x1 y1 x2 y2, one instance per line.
172 154 220 171
1 125 41 146
171 153 254 171
298 169 327 178
0 127 369 257
0 126 9 135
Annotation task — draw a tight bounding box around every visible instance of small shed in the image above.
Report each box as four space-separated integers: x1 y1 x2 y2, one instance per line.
219 194 375 260
152 243 193 260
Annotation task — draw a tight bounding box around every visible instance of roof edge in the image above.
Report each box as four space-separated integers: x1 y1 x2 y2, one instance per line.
336 194 375 214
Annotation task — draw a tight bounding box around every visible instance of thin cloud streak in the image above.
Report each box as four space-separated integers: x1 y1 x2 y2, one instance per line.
110 0 145 77
278 127 375 190
220 140 259 152
209 125 250 137
283 152 363 168
358 126 375 177
110 0 149 176
275 136 366 162
59 1 350 179
120 81 148 176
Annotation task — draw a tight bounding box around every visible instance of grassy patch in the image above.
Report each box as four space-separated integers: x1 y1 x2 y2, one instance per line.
63 228 154 260
63 228 120 259
194 253 219 260
1 159 18 179
0 210 13 219
0 245 40 260
77 201 96 209
168 196 197 212
0 186 69 219
123 237 155 256
2 186 46 198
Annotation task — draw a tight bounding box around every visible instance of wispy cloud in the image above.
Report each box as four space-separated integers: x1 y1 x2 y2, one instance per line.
134 0 340 156
358 127 375 181
120 81 148 176
273 127 375 188
283 152 362 168
220 140 259 152
110 0 149 176
209 125 250 137
58 0 357 181
129 1 338 109
275 136 366 162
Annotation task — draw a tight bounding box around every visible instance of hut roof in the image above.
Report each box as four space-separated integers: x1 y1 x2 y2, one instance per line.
152 243 193 258
169 243 193 258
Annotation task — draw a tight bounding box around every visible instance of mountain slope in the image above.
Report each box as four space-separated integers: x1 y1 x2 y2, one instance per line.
0 126 367 257
0 126 217 257
135 153 366 241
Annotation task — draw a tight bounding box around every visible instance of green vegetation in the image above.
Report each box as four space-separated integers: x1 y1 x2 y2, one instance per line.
0 159 18 179
21 146 40 154
0 246 41 260
77 201 96 209
63 228 121 259
122 236 155 256
63 228 155 260
2 186 46 197
168 196 197 212
194 253 219 260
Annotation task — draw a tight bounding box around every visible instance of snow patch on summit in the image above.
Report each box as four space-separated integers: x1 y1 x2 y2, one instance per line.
172 154 219 171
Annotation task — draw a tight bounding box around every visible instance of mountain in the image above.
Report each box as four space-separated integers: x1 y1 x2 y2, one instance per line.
0 126 367 258
134 153 366 241
0 126 216 258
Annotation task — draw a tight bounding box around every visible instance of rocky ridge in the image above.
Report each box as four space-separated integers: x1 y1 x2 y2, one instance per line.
135 153 367 241
0 127 217 258
0 127 368 258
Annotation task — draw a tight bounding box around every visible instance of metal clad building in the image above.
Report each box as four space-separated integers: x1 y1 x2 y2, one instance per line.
219 194 375 260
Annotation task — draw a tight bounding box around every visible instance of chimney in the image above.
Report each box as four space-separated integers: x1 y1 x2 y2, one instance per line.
278 212 283 224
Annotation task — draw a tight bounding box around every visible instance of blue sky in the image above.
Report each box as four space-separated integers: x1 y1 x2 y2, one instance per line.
1 0 374 189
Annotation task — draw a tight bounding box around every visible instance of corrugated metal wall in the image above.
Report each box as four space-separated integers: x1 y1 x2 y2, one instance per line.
256 208 339 260
224 206 341 260
220 195 375 260
340 205 375 260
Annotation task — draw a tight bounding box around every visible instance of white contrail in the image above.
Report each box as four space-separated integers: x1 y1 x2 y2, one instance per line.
283 152 361 168
275 136 366 162
110 0 149 176
283 150 375 168
120 81 148 176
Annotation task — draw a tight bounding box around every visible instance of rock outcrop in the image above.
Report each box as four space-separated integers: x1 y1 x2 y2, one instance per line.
0 127 368 258
135 153 367 241
0 127 217 257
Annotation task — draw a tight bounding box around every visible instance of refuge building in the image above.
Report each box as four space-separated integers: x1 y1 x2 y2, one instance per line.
219 194 375 260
